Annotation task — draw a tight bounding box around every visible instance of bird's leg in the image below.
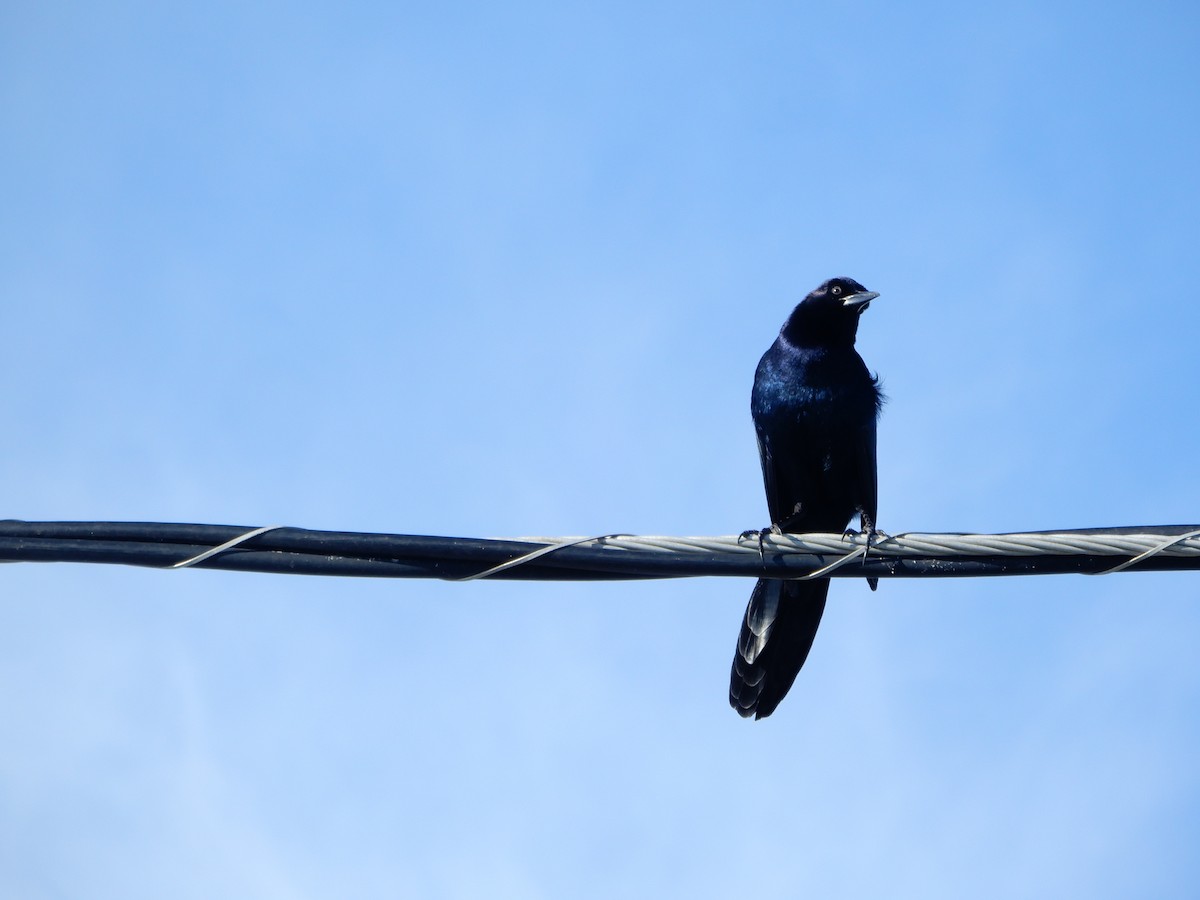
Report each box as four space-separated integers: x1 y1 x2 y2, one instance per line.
859 509 881 544
845 508 888 591
842 508 887 543
774 502 806 533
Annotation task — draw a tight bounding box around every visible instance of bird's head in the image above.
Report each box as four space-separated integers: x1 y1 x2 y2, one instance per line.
782 276 880 346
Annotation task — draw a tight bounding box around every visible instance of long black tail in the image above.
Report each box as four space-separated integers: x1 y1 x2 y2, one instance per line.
729 578 829 719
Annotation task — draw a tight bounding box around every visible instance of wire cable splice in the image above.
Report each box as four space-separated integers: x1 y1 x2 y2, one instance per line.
169 525 287 569
1087 527 1200 576
454 533 629 581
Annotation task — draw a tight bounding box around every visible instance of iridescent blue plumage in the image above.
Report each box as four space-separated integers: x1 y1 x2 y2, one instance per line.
730 277 883 719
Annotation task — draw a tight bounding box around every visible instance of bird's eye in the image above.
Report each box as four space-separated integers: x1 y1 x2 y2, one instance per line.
830 285 842 296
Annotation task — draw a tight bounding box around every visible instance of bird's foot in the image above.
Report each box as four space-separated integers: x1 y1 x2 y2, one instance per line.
738 524 782 565
843 512 888 590
843 509 887 545
841 526 889 544
740 504 803 566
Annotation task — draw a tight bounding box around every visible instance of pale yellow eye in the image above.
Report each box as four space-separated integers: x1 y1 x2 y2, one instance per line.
831 285 842 296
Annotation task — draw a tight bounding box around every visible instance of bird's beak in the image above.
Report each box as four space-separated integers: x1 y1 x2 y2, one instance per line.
842 290 880 309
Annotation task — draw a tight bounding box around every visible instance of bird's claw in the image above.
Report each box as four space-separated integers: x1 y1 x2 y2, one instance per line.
841 526 888 542
738 522 785 566
843 518 889 590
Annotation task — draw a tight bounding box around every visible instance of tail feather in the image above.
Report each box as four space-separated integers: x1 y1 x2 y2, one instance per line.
729 578 829 719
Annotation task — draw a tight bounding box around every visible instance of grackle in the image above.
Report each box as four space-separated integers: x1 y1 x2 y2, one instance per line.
730 277 883 719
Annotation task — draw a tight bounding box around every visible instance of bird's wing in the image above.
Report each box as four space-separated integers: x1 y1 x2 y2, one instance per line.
756 426 800 527
852 411 880 591
855 413 878 530
755 429 780 522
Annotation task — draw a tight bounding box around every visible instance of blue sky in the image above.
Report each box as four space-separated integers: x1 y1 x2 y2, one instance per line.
3 1 1200 897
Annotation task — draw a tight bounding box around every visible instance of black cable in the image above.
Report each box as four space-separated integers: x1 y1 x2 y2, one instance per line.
0 520 1198 581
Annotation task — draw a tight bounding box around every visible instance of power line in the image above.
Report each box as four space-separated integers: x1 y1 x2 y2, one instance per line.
1 520 1198 581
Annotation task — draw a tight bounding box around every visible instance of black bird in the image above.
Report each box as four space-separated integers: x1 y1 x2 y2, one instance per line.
730 276 883 719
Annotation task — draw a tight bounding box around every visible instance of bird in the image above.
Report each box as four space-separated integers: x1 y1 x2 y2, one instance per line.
730 276 883 719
